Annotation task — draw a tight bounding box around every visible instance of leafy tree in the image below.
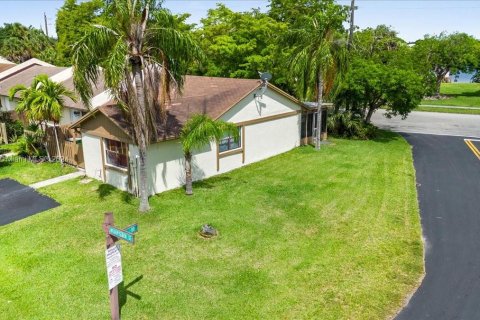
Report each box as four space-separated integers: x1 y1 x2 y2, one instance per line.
9 74 77 162
350 25 435 97
269 0 344 24
0 23 57 63
72 0 202 212
180 114 238 195
193 4 290 90
473 70 480 83
413 32 479 96
352 25 407 63
56 0 103 66
335 59 424 123
286 3 348 150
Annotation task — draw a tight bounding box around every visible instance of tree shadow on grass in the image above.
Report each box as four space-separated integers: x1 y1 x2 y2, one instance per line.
371 130 403 144
0 160 12 169
119 275 143 316
97 183 136 204
97 184 116 199
442 90 480 98
192 176 232 190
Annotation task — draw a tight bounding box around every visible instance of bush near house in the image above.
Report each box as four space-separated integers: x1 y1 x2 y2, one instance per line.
0 132 423 319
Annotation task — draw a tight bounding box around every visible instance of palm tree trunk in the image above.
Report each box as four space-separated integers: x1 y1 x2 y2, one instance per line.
132 59 150 212
185 152 193 195
315 70 324 150
53 123 63 166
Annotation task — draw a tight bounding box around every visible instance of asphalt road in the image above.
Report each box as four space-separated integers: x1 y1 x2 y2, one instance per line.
395 133 480 319
372 110 480 138
0 178 59 226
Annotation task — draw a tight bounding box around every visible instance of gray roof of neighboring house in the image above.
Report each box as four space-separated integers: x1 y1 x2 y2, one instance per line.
59 75 106 111
0 63 15 73
0 65 67 97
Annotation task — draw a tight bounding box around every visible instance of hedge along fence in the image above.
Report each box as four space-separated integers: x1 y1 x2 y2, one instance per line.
45 124 85 168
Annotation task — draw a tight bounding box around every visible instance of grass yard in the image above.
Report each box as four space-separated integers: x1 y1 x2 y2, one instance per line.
0 131 423 319
421 83 480 108
415 106 480 115
0 156 76 185
0 142 18 154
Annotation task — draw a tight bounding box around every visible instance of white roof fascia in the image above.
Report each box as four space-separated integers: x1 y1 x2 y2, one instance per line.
0 58 54 81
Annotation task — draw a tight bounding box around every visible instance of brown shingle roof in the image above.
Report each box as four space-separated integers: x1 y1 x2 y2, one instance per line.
0 65 67 96
73 75 301 142
0 63 15 73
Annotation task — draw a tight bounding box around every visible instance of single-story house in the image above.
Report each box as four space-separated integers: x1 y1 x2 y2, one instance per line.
72 75 320 195
0 59 109 125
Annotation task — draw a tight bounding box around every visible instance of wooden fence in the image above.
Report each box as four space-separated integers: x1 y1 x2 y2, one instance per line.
45 125 85 168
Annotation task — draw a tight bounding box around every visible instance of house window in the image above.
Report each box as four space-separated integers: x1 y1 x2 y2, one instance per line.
104 139 128 169
71 110 84 122
219 127 241 153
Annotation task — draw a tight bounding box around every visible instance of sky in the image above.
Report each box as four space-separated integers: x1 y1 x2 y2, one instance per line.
0 0 478 42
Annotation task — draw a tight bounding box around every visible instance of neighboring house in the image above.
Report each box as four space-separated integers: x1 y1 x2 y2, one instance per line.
0 57 15 73
0 59 109 124
0 61 67 120
72 75 310 195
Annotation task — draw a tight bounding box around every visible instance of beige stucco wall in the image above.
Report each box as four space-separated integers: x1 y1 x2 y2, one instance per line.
83 87 302 195
82 133 103 180
126 87 302 196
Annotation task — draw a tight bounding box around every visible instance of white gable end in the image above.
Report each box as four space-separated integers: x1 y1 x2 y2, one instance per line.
220 87 301 124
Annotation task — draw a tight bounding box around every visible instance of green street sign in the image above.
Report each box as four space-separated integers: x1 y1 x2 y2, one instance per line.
125 224 138 234
109 226 135 244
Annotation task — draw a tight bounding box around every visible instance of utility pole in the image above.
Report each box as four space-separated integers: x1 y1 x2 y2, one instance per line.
44 12 49 37
347 0 356 51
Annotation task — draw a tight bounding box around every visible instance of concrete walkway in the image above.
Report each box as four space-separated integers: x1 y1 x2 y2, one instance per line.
420 104 480 110
29 170 85 189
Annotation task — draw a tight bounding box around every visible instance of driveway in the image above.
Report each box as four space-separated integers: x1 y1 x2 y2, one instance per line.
0 179 59 226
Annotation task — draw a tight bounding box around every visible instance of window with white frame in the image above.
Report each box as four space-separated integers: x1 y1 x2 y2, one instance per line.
104 139 128 169
219 127 241 153
71 109 84 122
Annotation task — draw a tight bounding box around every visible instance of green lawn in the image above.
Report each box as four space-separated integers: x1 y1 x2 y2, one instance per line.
0 142 18 154
415 106 480 115
421 83 480 108
0 132 423 319
0 157 76 185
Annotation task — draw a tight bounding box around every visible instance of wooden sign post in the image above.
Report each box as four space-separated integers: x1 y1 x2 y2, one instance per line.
103 212 138 320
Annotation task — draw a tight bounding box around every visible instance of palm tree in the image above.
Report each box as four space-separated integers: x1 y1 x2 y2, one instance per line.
287 9 347 150
180 114 238 195
72 0 201 212
9 74 77 163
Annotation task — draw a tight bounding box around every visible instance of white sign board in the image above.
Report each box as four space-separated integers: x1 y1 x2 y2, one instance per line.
105 245 123 290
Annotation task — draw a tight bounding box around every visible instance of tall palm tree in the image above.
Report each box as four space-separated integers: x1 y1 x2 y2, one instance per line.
287 9 347 150
180 114 238 196
72 0 201 212
9 74 77 163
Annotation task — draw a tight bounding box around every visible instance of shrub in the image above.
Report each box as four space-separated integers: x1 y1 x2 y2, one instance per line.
0 112 24 142
14 125 46 158
327 112 378 140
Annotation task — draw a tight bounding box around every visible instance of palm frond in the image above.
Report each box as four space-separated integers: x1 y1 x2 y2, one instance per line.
72 24 118 107
180 114 238 154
